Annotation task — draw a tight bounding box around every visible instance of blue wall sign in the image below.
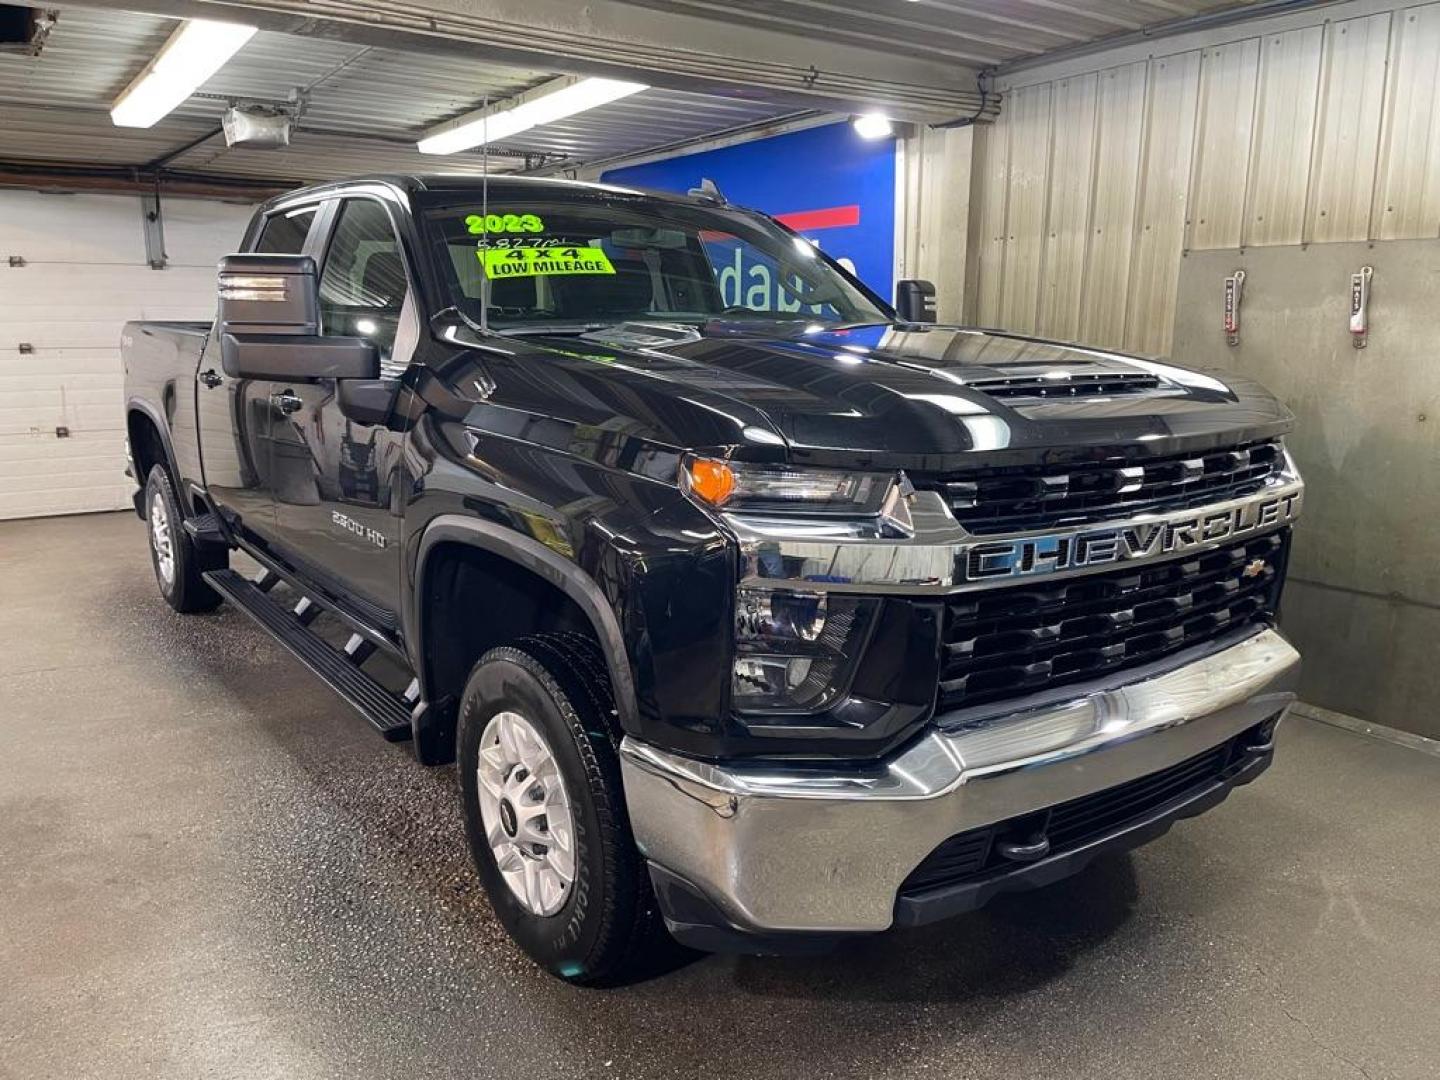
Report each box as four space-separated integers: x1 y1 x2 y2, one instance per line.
601 121 897 303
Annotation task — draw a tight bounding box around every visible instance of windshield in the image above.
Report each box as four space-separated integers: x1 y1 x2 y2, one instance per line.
418 192 890 332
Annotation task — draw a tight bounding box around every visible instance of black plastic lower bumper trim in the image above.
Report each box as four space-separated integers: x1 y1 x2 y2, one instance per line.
891 746 1273 928
647 863 865 956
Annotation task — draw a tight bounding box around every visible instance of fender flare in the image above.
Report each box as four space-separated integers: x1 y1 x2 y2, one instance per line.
125 396 184 492
409 514 639 730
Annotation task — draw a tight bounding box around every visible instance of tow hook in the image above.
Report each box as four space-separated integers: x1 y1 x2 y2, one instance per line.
1244 715 1282 756
996 833 1051 863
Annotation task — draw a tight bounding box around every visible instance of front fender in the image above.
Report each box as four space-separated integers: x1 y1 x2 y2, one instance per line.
410 514 640 728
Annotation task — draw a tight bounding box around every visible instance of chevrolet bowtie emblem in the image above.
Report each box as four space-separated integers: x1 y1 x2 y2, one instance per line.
1242 558 1268 578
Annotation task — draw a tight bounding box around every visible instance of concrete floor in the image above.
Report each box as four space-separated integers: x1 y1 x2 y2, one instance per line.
3 511 1439 1080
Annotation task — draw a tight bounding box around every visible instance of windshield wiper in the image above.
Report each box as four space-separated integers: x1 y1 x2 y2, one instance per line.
493 323 613 337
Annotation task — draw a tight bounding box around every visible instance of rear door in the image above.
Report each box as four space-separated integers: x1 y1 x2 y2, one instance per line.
269 194 416 622
198 203 320 543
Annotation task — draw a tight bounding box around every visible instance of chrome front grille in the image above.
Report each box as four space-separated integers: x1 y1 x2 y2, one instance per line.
938 531 1287 713
916 439 1285 535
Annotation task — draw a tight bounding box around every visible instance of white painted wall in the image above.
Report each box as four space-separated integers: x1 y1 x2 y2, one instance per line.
0 191 254 520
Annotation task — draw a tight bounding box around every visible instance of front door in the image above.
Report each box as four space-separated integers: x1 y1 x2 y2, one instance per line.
269 196 414 622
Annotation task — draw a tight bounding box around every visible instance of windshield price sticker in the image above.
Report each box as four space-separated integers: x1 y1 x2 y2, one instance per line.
480 245 616 278
466 212 544 235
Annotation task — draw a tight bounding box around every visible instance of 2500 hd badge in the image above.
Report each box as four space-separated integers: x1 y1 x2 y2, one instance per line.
331 510 388 549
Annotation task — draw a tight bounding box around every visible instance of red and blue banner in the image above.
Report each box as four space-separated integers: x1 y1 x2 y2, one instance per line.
601 120 897 302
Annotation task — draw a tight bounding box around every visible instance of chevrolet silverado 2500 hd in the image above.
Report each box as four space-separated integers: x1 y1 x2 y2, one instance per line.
123 175 1303 983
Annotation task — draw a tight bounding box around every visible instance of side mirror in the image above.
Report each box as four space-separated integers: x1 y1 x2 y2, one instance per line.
221 332 379 381
218 253 319 336
216 253 380 381
895 279 938 324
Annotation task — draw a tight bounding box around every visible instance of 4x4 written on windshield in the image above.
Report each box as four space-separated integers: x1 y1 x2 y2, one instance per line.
476 236 616 279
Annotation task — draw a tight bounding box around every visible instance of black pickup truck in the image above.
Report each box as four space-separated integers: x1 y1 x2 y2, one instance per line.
123 174 1304 984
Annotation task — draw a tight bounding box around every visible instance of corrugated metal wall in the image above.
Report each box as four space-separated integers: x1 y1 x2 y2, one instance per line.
897 123 974 323
971 0 1440 355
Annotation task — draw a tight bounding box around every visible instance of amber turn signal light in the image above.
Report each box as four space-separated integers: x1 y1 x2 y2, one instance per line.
683 457 736 506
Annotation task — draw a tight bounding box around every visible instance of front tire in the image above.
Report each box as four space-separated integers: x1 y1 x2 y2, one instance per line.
143 465 222 614
457 634 668 985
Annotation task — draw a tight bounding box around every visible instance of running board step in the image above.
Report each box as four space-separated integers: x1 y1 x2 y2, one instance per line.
182 512 229 547
203 569 413 741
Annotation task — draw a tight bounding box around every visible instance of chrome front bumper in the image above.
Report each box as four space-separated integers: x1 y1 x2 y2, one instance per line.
620 626 1300 935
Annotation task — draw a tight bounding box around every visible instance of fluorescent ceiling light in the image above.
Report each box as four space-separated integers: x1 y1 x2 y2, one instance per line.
418 75 648 155
111 19 257 128
852 112 894 139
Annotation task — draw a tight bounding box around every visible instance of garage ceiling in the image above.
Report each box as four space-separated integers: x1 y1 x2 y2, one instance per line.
0 4 809 187
611 0 1261 69
0 0 1296 192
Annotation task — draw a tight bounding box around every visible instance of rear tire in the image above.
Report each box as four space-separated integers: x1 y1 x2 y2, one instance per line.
143 465 223 614
457 633 670 985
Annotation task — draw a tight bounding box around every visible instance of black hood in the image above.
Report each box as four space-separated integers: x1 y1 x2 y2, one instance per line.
449 320 1293 472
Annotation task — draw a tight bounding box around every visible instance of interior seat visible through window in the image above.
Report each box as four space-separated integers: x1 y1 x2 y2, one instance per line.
551 258 654 320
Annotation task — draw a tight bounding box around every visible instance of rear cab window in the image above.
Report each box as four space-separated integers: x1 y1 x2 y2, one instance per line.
253 206 318 254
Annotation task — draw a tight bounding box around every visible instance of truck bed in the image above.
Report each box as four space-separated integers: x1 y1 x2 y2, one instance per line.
122 319 211 394
122 319 213 489
127 318 211 336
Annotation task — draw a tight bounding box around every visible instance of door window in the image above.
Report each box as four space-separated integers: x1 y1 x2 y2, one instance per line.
253 206 317 254
318 199 411 368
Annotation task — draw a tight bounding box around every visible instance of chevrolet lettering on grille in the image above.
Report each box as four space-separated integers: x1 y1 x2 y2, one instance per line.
965 488 1303 582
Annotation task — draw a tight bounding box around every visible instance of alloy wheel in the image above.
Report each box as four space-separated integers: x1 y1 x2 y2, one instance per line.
150 490 175 586
476 710 577 917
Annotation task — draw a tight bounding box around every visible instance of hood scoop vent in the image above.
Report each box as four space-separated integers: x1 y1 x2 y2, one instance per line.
967 370 1162 400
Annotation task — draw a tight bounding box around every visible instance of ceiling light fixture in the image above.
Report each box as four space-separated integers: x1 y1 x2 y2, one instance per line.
110 19 257 128
418 75 648 155
852 112 895 139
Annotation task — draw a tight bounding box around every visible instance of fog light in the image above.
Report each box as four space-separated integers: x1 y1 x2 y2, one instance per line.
733 655 836 711
734 655 815 693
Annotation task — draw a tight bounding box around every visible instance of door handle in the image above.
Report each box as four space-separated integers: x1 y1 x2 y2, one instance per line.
270 390 304 415
198 369 223 389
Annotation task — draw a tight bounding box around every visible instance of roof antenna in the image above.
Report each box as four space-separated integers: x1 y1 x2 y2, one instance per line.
687 177 726 204
480 93 490 333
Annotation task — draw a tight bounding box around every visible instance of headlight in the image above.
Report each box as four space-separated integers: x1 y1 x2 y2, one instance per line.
681 456 893 517
736 588 828 641
732 587 878 713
